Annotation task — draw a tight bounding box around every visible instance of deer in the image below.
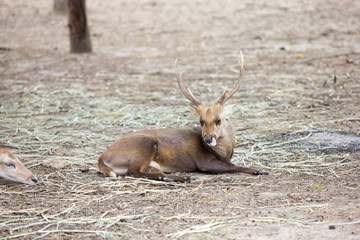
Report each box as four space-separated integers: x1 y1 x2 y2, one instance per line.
0 148 38 185
97 52 268 182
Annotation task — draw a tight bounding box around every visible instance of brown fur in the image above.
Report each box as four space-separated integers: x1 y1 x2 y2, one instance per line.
98 56 267 182
98 106 267 182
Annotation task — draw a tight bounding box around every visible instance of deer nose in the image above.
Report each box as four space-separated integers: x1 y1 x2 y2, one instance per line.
205 136 213 144
31 177 38 184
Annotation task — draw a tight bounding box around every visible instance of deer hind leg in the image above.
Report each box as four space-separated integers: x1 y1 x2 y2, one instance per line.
135 166 193 183
126 138 194 183
98 154 117 177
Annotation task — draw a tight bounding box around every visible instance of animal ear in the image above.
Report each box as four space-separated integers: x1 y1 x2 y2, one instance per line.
189 105 199 118
222 104 236 120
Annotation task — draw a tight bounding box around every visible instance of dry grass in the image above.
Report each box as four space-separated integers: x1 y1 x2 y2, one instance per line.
1 0 360 239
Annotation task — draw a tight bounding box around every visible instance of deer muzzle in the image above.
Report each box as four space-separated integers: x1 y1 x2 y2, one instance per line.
205 136 217 147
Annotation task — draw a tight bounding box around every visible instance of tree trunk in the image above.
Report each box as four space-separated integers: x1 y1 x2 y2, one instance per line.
53 0 68 15
67 0 92 53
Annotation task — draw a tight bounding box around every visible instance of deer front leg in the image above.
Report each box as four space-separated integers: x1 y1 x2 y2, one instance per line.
196 157 268 175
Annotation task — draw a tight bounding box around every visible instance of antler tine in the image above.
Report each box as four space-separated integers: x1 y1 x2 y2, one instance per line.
217 51 244 105
175 59 202 106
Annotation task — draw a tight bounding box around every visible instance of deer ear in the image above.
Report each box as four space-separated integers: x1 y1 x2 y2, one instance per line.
189 105 199 118
222 104 236 120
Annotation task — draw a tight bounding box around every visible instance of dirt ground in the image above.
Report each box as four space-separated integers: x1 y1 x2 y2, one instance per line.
1 0 360 239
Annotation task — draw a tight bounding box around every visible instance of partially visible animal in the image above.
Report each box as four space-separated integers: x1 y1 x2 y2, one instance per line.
0 149 38 185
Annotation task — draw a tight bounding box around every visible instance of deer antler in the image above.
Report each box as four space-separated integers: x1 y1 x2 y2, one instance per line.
217 51 244 105
175 59 202 106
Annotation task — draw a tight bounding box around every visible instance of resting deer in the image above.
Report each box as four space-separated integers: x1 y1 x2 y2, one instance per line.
0 149 38 185
98 52 268 182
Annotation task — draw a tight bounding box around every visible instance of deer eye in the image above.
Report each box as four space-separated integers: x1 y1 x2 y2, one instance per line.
5 162 16 168
216 119 221 126
199 120 204 127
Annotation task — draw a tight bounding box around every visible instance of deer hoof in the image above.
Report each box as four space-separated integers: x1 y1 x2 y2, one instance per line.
255 170 269 175
162 177 175 182
183 176 198 183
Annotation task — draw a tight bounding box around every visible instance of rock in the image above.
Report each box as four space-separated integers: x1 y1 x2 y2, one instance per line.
78 165 90 172
43 159 70 169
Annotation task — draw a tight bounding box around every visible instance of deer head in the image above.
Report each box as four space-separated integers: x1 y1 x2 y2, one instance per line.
175 51 244 147
0 149 38 185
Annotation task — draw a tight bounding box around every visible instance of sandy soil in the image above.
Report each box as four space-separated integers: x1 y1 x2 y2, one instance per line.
1 0 360 239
